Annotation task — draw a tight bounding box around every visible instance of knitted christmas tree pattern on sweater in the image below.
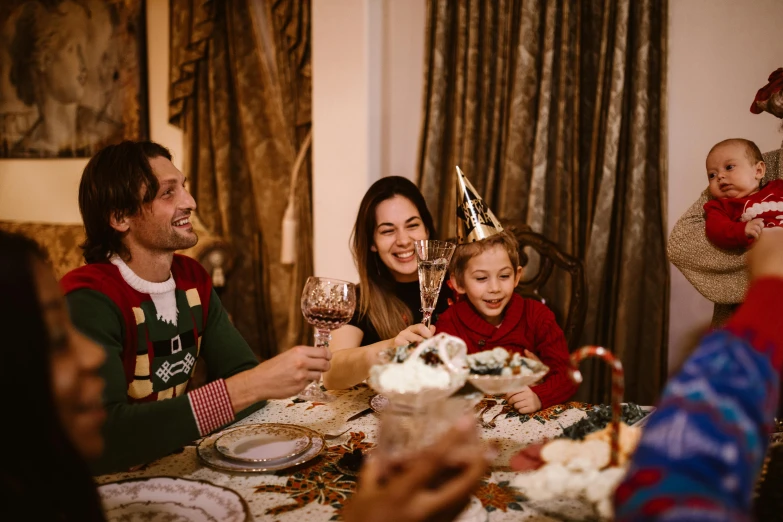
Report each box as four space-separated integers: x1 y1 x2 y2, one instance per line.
127 287 204 401
60 255 213 404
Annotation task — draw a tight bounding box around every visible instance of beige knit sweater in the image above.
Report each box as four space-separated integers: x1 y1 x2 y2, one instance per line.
667 148 783 325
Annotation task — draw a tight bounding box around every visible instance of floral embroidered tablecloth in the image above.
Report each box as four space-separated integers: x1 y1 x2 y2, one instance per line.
95 384 595 521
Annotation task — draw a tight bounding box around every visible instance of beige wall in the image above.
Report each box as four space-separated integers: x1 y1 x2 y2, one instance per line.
311 0 426 281
146 1 184 175
0 0 182 224
667 0 783 371
312 0 382 282
381 0 425 181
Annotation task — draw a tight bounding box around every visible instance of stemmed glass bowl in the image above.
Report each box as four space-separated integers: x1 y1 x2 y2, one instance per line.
466 362 550 396
299 276 356 402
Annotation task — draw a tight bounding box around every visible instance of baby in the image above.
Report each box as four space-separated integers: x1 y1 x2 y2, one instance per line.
703 138 783 249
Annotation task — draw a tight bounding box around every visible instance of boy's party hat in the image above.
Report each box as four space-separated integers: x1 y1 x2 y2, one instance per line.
455 166 503 243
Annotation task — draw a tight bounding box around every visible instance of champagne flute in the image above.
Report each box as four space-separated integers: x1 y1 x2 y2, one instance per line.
414 239 456 328
299 276 356 402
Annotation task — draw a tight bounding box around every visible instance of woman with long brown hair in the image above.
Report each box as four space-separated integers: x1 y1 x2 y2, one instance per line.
323 176 451 389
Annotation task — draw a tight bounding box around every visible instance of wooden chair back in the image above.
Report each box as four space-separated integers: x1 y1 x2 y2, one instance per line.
503 220 587 352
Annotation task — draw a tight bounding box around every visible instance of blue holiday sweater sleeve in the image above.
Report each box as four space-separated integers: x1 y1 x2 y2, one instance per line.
614 278 783 521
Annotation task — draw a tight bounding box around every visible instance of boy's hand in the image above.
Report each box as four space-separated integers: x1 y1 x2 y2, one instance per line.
745 218 764 239
506 386 542 414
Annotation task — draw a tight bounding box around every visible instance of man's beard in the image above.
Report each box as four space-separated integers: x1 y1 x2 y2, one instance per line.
173 230 199 251
154 229 199 252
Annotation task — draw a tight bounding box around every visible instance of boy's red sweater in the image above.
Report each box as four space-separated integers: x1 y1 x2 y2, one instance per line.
435 293 577 408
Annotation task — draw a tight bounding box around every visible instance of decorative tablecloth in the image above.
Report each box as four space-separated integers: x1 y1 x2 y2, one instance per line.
96 384 598 521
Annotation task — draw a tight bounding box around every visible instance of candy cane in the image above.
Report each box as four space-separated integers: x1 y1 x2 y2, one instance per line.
569 345 624 467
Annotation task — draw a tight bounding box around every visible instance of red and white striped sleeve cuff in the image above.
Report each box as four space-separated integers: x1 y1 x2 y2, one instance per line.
187 379 235 436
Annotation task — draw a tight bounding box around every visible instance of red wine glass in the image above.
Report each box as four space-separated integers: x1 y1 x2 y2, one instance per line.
299 276 356 402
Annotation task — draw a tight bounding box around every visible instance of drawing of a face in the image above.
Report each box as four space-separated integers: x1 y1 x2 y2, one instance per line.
35 3 89 105
41 32 87 104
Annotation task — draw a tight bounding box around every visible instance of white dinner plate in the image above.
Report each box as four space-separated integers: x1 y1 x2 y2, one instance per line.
214 423 312 463
99 476 251 522
198 424 325 473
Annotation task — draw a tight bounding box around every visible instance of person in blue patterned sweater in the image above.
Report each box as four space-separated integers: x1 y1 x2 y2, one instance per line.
615 227 783 520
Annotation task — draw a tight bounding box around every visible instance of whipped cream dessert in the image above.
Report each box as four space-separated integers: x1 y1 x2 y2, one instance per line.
387 333 466 366
371 333 468 394
467 347 536 376
377 358 452 393
510 425 642 520
511 461 626 520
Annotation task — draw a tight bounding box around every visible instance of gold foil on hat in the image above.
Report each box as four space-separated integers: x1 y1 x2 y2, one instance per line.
455 166 504 243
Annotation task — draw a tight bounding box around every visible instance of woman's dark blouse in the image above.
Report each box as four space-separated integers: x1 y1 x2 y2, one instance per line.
348 279 452 346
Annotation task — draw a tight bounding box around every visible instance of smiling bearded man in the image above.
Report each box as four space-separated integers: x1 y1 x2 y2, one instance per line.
60 140 331 474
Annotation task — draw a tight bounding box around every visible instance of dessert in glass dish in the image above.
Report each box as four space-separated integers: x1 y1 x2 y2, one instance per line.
368 333 469 410
466 347 549 395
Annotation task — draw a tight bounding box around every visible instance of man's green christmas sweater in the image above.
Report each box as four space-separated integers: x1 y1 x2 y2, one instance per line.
61 254 262 474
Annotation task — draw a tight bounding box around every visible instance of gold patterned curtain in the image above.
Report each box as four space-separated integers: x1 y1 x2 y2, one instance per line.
169 0 313 358
419 0 668 405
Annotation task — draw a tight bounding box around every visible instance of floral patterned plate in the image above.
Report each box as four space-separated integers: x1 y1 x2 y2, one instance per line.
214 423 312 463
199 424 325 473
99 476 251 522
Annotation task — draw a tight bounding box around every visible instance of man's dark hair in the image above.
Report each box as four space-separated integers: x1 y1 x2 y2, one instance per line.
79 140 172 263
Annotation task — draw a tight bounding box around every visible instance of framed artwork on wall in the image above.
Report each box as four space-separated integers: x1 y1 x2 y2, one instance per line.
0 0 148 158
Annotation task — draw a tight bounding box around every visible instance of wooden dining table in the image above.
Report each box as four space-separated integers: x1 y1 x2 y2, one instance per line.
95 384 601 521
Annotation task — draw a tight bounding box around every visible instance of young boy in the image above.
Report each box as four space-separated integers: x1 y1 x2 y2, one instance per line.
703 138 783 250
434 230 578 413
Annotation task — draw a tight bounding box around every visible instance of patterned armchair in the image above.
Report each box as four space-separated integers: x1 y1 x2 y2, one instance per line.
0 218 233 285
